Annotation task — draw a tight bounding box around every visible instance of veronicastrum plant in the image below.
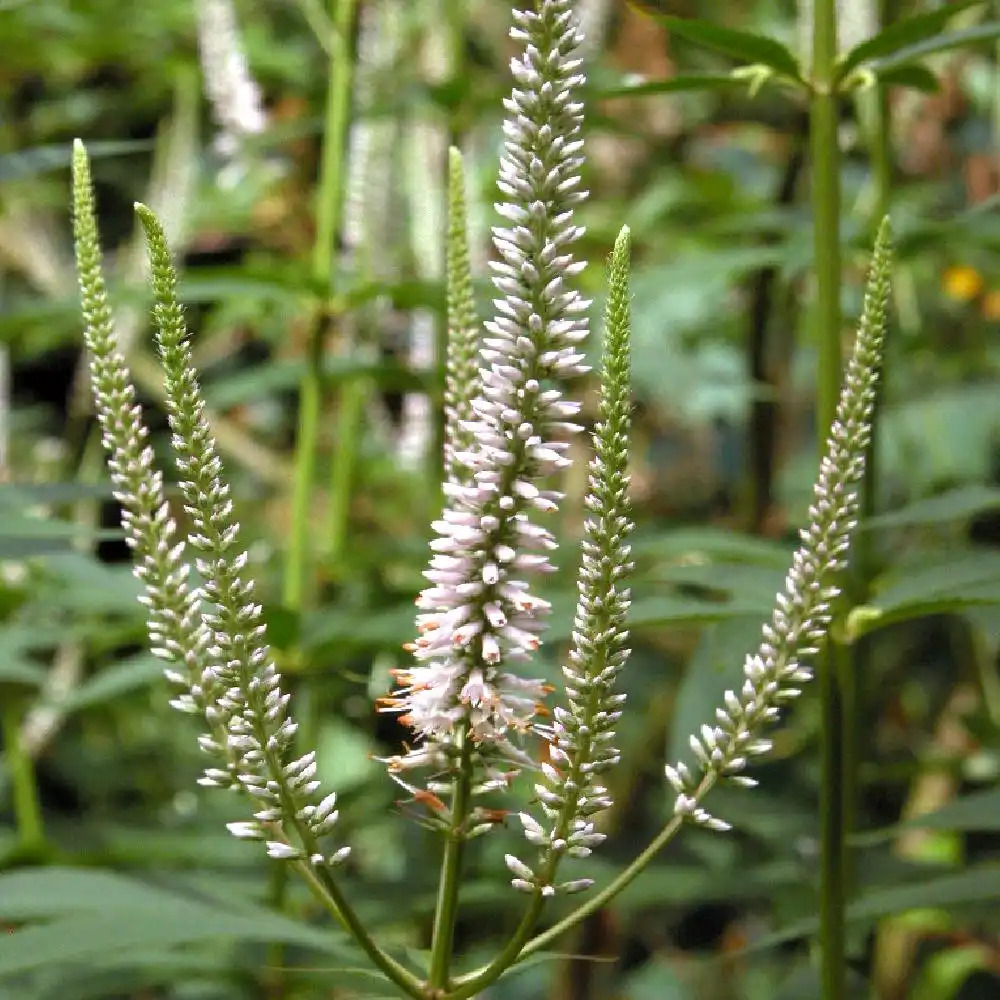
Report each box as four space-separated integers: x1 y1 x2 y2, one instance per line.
71 2 892 997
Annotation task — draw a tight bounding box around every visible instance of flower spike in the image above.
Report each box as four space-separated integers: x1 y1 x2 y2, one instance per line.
71 140 220 746
129 203 346 865
510 224 634 894
382 0 590 775
665 217 894 831
443 147 482 487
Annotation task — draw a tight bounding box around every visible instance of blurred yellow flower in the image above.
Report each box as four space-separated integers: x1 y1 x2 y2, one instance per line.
942 265 984 302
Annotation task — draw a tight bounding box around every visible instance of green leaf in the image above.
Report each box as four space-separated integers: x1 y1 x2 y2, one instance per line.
548 593 774 641
57 653 163 712
0 661 46 690
596 73 738 98
0 511 121 559
634 526 792 568
852 866 1000 922
0 628 49 689
653 561 786 603
0 482 112 505
854 786 1000 846
876 63 940 92
872 22 1000 75
854 551 1000 635
655 16 802 80
0 868 357 977
35 553 141 614
0 139 153 182
836 1 983 79
749 863 1000 951
862 485 1000 531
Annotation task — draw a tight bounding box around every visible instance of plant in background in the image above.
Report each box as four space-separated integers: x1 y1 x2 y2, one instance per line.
71 1 892 997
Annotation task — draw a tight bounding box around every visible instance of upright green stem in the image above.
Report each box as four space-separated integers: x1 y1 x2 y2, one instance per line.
810 2 847 998
273 0 357 972
844 0 892 905
286 0 358 608
811 1 841 437
326 370 367 571
320 0 363 569
2 700 45 856
427 726 474 990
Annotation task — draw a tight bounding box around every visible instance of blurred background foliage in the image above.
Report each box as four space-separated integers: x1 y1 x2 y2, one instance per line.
2 0 1000 998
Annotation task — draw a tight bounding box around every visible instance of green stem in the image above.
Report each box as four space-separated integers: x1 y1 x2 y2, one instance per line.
326 370 367 572
448 775 716 999
285 0 358 609
320 0 364 565
427 726 474 990
2 701 44 854
273 0 357 982
261 745 425 998
819 642 847 1000
293 856 426 999
811 2 847 998
446 896 544 1000
811 5 841 437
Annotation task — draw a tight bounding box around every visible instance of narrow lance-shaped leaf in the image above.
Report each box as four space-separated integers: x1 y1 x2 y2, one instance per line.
868 21 1000 76
665 217 893 832
652 13 803 81
835 0 983 79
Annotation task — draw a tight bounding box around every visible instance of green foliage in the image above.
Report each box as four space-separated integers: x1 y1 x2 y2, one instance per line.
652 15 804 83
4 0 1000 998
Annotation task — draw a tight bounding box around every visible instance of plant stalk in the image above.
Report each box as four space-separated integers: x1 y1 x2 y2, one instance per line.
2 700 45 856
427 726 474 990
321 0 364 569
286 0 358 608
293 857 426 999
448 775 717 999
811 1 848 997
272 0 358 979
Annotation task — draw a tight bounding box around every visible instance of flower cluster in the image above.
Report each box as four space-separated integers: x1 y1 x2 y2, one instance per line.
71 141 212 735
195 0 267 164
664 218 893 831
136 204 348 865
71 0 897 986
380 0 590 772
72 142 347 871
509 225 634 896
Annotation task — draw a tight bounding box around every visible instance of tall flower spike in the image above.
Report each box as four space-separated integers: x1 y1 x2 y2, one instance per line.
134 204 346 865
381 0 589 769
195 0 267 162
664 218 893 832
443 147 482 487
71 141 219 741
509 225 633 896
